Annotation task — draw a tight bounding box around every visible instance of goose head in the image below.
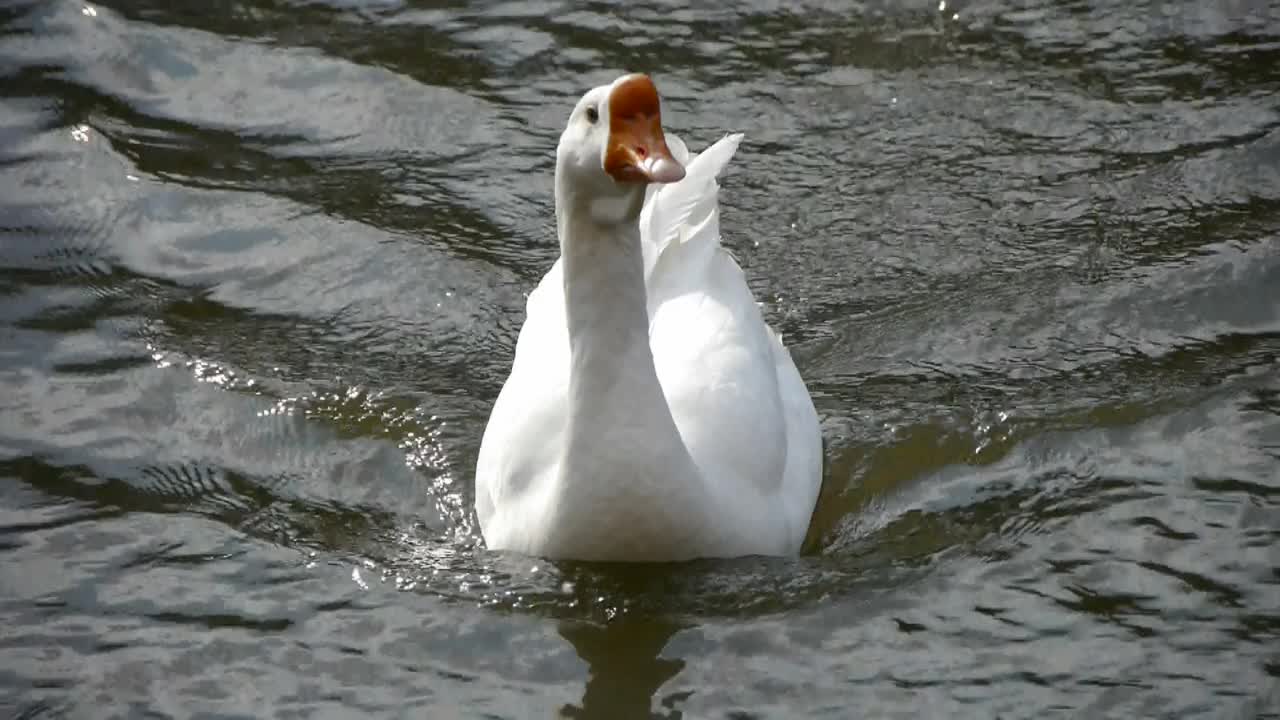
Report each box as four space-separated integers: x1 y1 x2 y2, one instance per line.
556 74 685 221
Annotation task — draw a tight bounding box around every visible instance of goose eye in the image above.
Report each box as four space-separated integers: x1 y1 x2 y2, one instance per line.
585 106 599 124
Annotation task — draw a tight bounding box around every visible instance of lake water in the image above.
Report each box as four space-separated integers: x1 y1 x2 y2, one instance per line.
2 0 1279 717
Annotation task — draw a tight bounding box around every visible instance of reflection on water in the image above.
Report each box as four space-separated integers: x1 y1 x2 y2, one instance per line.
1 0 1279 716
559 620 686 720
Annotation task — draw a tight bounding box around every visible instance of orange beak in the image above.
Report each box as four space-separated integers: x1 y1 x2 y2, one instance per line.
603 75 686 184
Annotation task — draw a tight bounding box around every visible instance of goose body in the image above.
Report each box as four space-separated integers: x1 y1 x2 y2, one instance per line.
475 74 821 562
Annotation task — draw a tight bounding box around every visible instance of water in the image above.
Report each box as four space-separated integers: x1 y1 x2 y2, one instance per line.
2 0 1279 716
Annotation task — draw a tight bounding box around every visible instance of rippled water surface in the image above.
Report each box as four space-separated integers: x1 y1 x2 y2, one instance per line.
3 0 1279 716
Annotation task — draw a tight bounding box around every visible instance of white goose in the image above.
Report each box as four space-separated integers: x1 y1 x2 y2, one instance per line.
475 73 821 562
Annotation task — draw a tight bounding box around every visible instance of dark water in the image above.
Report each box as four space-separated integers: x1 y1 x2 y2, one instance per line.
2 0 1279 716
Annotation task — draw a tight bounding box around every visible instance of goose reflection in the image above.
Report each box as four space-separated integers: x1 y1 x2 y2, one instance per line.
558 618 687 719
